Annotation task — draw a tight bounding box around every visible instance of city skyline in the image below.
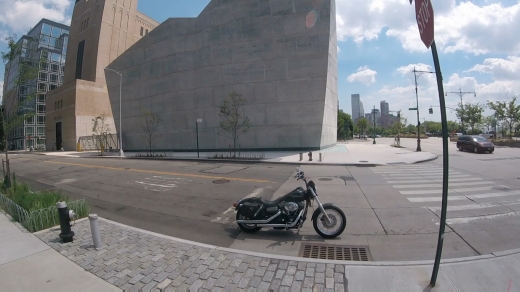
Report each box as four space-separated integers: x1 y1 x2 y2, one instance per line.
1 0 519 125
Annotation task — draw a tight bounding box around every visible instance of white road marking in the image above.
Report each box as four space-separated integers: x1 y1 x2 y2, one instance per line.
135 176 192 192
386 178 483 184
373 170 454 174
427 199 520 212
211 187 264 224
380 173 463 177
439 212 520 225
56 178 78 184
393 181 494 188
400 186 493 195
408 190 520 202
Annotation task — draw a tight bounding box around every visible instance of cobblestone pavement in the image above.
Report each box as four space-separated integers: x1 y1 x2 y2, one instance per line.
36 219 346 291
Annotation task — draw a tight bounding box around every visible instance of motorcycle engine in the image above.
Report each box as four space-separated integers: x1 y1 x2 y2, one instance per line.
284 202 299 216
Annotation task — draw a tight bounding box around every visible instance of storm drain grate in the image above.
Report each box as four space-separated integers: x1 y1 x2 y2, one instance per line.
298 243 372 261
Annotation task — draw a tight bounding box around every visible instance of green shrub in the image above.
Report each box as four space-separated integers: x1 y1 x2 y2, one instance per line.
5 182 67 212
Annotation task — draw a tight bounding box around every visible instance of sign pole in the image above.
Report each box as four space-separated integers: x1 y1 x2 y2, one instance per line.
429 39 449 287
410 0 449 286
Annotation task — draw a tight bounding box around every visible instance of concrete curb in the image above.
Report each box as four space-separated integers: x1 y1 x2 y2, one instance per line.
72 155 442 167
69 216 519 267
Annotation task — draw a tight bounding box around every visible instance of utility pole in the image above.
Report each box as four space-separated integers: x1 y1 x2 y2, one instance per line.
445 88 476 134
413 66 435 152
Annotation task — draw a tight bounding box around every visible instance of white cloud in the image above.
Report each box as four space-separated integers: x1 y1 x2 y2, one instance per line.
0 0 71 39
386 1 520 54
369 59 520 122
336 0 520 55
347 66 377 85
467 56 520 80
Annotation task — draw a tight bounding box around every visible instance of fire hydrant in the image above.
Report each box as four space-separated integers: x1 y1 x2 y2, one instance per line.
308 151 313 161
56 201 75 243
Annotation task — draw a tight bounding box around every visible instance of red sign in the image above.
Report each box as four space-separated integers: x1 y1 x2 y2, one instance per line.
415 0 434 48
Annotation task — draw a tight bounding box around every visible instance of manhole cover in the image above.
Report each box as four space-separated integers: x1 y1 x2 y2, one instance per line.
213 179 230 184
298 243 372 261
318 178 333 181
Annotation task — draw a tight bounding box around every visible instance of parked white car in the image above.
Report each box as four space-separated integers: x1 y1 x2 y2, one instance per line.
480 131 502 139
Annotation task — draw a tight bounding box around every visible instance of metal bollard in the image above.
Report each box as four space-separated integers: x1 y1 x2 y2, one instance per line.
308 152 313 161
88 214 102 249
56 201 75 243
319 153 322 162
299 153 303 161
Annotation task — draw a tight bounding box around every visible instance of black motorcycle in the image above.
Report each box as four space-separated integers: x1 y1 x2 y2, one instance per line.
233 168 346 238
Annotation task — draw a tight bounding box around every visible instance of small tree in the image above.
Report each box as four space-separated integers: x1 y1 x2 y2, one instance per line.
487 97 520 140
356 118 368 139
456 102 484 133
482 115 495 133
2 34 41 183
337 110 353 140
140 108 163 156
92 113 111 156
219 92 250 157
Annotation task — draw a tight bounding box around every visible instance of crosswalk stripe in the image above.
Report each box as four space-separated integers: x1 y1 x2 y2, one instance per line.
427 199 520 212
373 170 454 174
386 178 483 183
393 181 494 188
380 173 463 177
400 186 493 195
442 211 520 224
408 190 520 202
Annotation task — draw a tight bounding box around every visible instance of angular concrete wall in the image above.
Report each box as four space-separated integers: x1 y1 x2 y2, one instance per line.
107 0 338 151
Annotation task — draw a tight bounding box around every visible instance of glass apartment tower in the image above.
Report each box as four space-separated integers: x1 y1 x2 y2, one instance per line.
2 19 69 150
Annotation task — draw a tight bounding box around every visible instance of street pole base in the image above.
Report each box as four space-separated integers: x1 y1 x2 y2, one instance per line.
59 231 75 243
373 140 376 144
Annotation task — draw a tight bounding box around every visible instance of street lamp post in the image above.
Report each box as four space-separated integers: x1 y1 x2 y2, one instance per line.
104 68 124 157
445 88 476 135
196 119 202 158
413 66 435 152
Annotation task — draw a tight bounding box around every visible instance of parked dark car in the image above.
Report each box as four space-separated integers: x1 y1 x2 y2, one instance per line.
456 135 494 153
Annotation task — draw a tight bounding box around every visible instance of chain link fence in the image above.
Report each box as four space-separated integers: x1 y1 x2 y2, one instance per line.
0 194 89 232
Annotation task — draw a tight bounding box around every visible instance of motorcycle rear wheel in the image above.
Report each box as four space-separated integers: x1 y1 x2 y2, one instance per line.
312 205 346 238
236 210 262 233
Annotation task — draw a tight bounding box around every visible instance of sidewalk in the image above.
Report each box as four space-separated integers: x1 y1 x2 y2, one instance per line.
0 211 120 292
2 210 519 291
28 141 437 166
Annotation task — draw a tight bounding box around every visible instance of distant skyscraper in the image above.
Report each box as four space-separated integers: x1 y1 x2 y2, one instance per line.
351 94 361 121
380 100 390 127
360 101 364 120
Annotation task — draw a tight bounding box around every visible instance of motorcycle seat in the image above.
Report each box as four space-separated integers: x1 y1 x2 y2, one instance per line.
258 197 281 207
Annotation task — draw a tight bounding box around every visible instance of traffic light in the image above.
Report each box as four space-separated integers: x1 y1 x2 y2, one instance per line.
429 107 433 114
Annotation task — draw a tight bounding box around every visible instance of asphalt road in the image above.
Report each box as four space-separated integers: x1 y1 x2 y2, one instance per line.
9 155 295 247
8 138 520 261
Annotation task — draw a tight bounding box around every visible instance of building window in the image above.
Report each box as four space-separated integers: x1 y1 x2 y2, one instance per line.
37 127 45 135
140 27 144 36
51 27 61 38
25 127 34 135
42 23 51 35
50 74 58 83
38 94 45 103
37 104 46 113
75 40 85 79
37 116 45 125
40 61 48 71
51 63 59 72
38 72 48 81
49 84 57 90
26 116 34 125
38 83 47 92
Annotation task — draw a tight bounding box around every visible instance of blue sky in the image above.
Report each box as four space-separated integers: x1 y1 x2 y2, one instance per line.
1 0 519 125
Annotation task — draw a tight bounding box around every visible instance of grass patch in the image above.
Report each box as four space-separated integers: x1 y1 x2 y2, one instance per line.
1 173 89 232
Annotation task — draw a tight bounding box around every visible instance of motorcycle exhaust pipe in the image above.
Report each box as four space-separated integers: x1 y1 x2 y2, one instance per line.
236 211 281 224
244 211 304 228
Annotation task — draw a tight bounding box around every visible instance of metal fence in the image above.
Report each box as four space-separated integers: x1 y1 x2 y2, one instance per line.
0 194 89 232
78 134 119 151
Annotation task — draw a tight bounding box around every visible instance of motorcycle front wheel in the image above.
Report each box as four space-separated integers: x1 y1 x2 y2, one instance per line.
236 210 262 233
312 205 346 238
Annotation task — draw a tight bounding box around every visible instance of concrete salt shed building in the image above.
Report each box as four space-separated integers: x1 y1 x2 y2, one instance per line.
106 0 339 151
